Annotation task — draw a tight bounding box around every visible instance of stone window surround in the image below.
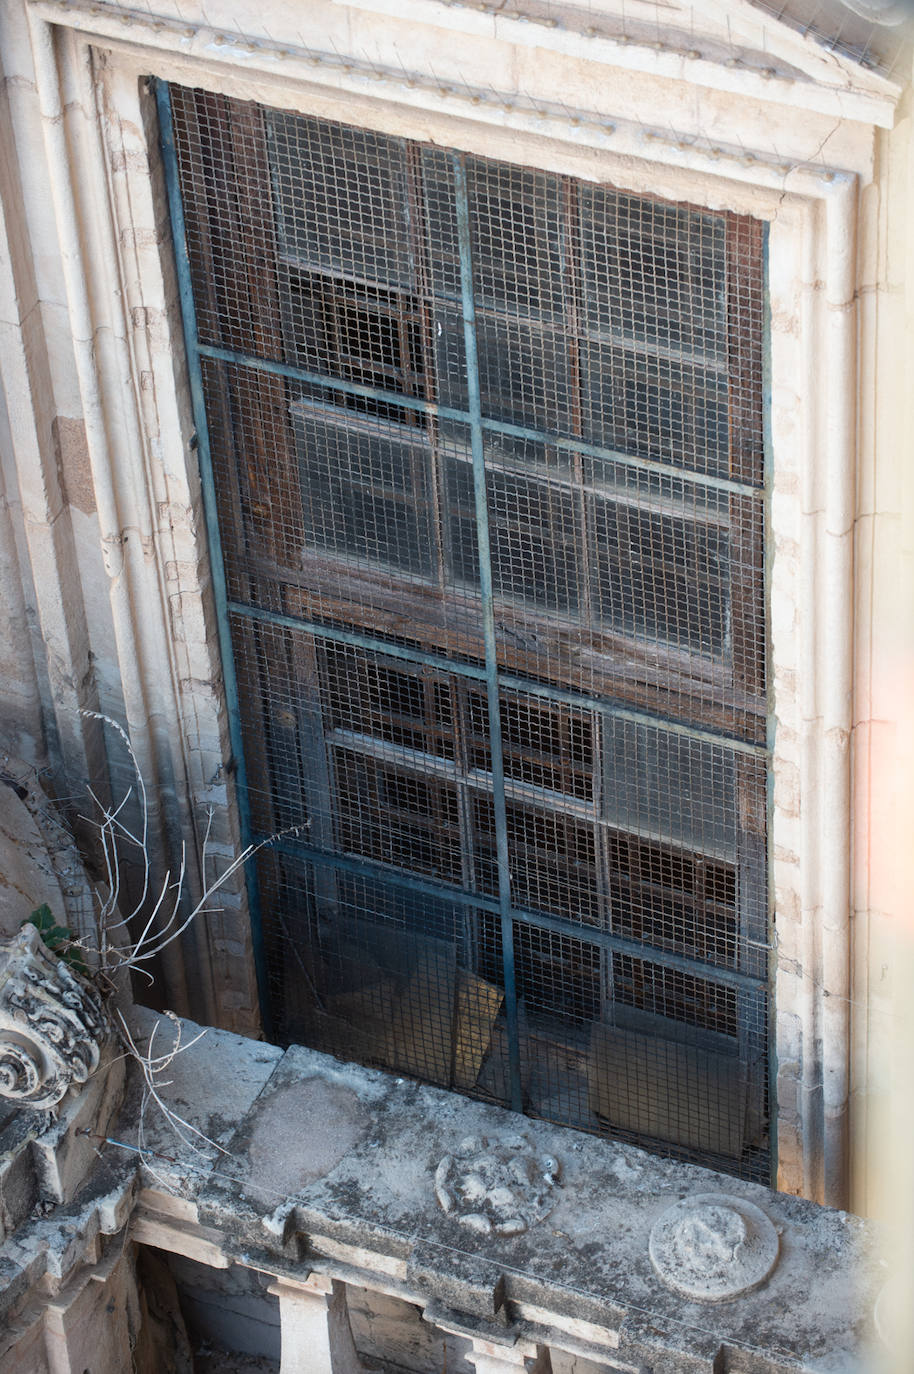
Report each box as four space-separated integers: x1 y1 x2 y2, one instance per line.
12 0 873 1208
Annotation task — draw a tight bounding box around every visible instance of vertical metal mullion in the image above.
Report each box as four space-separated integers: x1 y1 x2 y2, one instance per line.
452 152 523 1113
156 81 273 1037
561 177 610 1022
405 144 447 592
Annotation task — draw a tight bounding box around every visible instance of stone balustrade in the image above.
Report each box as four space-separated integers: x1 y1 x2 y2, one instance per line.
115 1009 884 1374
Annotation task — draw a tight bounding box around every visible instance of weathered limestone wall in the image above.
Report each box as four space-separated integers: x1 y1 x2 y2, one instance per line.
849 63 914 1227
0 2 107 784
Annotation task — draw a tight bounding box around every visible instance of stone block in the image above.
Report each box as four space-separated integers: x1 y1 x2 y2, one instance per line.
126 1007 283 1162
43 1248 140 1374
31 1044 126 1205
0 1117 38 1242
410 1247 508 1326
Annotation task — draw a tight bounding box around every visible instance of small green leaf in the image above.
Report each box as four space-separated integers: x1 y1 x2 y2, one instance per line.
27 904 56 933
25 906 88 975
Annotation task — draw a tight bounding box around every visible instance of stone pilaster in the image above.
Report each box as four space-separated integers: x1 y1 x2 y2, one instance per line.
268 1273 366 1374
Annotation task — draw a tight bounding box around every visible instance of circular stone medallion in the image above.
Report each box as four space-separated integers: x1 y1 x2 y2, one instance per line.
434 1134 561 1237
649 1192 779 1302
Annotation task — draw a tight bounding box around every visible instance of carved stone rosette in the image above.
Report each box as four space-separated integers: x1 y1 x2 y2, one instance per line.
0 922 106 1109
434 1134 562 1237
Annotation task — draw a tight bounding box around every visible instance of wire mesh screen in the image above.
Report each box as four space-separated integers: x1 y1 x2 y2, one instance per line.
162 83 770 1182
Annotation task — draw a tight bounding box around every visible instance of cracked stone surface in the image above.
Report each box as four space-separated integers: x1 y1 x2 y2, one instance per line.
114 1018 884 1373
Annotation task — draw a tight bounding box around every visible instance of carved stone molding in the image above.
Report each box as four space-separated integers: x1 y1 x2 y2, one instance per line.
648 1192 780 1302
434 1134 562 1237
0 923 106 1109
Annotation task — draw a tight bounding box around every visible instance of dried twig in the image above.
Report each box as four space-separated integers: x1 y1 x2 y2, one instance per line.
70 709 306 1174
115 1008 229 1174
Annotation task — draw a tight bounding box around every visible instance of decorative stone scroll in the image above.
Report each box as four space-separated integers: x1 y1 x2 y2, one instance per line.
434 1134 561 1237
648 1192 780 1302
0 923 106 1109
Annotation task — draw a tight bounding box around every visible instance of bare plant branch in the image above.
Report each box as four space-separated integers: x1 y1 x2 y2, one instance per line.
115 1009 229 1170
71 708 307 1171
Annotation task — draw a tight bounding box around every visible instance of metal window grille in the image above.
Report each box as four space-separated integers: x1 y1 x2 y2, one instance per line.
159 82 770 1182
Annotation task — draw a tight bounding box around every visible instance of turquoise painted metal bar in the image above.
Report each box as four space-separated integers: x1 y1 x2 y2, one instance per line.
453 151 523 1113
155 81 274 1038
260 833 768 995
196 340 763 499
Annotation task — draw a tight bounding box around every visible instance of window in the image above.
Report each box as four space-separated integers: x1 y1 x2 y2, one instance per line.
162 84 769 1180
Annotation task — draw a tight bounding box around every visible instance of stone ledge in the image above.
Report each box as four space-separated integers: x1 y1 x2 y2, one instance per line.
118 1012 885 1373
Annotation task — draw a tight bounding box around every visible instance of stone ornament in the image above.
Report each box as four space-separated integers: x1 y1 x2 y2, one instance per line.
648 1192 779 1302
0 923 106 1109
434 1133 561 1237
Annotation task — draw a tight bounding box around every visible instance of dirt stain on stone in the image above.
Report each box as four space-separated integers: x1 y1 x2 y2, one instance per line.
246 1077 368 1200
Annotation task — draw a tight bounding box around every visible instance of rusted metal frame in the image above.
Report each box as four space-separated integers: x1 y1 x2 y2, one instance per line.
222 95 323 1019
226 597 768 758
431 446 731 544
616 844 738 956
323 726 738 869
480 294 731 376
253 563 767 742
559 173 613 1015
723 213 770 1153
560 177 595 637
404 142 465 878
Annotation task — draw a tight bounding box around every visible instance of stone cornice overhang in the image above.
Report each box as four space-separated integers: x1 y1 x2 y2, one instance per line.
27 0 884 191
335 0 905 127
125 1014 884 1374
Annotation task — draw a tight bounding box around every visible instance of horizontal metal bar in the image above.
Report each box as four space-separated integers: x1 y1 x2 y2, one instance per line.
228 599 488 680
290 394 729 526
275 253 730 375
227 599 768 757
196 341 762 499
568 321 730 377
448 444 731 527
495 672 765 756
508 905 763 996
198 340 467 421
478 417 754 498
326 727 738 863
258 833 768 993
